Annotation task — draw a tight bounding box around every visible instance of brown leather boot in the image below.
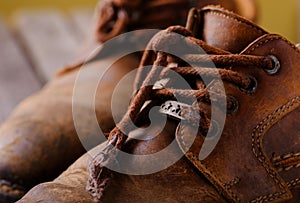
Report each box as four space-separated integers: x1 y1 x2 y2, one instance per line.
0 1 254 202
17 5 299 203
88 7 300 202
88 6 299 202
16 144 105 203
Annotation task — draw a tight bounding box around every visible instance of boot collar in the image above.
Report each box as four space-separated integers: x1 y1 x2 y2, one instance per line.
187 5 267 53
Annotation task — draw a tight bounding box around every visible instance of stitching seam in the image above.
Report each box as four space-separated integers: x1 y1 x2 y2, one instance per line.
272 152 300 162
287 178 300 188
277 164 300 172
245 36 300 56
182 96 299 202
208 11 265 35
179 125 241 202
188 152 241 202
250 96 300 202
277 163 300 172
179 32 300 202
243 33 300 202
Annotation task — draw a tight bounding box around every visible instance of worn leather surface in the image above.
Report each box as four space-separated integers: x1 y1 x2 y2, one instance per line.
0 1 258 202
16 5 275 203
19 5 300 203
0 54 139 202
17 143 103 203
176 6 300 203
196 6 266 53
179 35 300 201
17 118 226 203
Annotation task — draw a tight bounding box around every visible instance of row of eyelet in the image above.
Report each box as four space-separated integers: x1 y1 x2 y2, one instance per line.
227 55 281 114
183 55 281 138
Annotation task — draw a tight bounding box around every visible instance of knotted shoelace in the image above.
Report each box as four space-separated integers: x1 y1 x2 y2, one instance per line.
87 25 277 199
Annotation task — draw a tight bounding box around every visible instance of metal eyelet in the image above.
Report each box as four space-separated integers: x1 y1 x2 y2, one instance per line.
227 95 239 114
264 55 280 75
240 75 257 94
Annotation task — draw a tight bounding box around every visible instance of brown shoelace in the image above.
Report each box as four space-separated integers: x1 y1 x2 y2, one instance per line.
87 25 278 199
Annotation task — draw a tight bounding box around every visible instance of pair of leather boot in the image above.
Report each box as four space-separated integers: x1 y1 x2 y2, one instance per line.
0 0 255 202
18 5 300 203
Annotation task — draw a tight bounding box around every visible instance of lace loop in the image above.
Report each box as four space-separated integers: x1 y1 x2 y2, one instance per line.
183 54 273 69
88 25 273 198
110 25 269 145
265 55 280 75
239 75 258 94
160 66 251 90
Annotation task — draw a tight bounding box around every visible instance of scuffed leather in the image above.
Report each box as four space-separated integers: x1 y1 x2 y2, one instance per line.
18 5 300 203
176 6 300 203
17 119 226 203
0 1 258 202
196 6 267 53
17 144 101 203
0 54 139 201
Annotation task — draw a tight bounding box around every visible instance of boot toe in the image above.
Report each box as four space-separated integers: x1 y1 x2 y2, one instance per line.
17 182 96 203
0 117 85 201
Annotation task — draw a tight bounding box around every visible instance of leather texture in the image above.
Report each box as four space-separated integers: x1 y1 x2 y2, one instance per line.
0 54 139 202
17 119 226 203
176 6 300 203
17 5 300 203
17 144 104 203
199 7 267 53
0 1 257 202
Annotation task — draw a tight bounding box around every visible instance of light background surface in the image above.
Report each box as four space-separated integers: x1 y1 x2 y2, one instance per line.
257 0 298 43
0 0 298 42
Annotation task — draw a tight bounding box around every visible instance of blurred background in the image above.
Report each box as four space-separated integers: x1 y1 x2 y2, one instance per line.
0 0 298 42
0 0 99 122
257 0 298 43
0 0 97 14
0 0 298 122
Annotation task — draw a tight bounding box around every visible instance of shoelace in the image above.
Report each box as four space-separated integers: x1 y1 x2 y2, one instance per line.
96 0 198 42
87 25 279 199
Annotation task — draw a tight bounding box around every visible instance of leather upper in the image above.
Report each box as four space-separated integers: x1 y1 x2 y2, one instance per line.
176 6 300 202
16 4 300 203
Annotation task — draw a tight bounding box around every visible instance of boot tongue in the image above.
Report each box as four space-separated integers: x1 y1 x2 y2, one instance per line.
198 6 268 53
